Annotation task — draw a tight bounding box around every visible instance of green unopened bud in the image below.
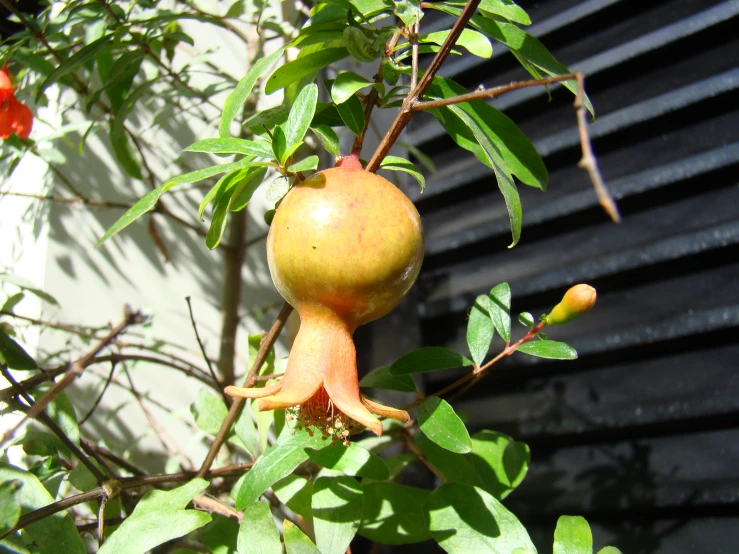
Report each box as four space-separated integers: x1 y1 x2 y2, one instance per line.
344 27 380 63
544 284 597 325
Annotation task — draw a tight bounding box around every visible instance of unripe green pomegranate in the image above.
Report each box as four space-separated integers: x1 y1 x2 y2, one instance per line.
226 162 424 438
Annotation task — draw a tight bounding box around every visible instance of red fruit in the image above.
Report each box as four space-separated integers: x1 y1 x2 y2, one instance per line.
0 65 33 140
226 167 424 437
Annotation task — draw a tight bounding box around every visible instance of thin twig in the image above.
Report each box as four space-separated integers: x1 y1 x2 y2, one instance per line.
197 302 294 478
185 296 226 403
80 438 147 477
1 464 251 539
78 361 116 426
0 307 146 448
366 0 482 172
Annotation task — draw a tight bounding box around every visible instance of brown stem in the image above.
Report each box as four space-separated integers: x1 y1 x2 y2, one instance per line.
1 464 251 539
80 438 147 477
365 0 482 172
0 307 146 448
78 361 116 425
186 296 226 403
197 302 293 478
410 21 420 91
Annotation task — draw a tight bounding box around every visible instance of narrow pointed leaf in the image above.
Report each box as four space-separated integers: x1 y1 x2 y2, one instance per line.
467 295 495 366
312 476 363 554
265 48 349 94
418 397 472 454
379 156 425 191
418 29 492 58
517 340 577 360
185 138 273 158
284 84 319 149
0 329 37 370
489 283 511 342
220 46 286 137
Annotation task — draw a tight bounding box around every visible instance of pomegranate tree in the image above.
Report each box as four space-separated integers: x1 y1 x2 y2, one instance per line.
226 162 424 437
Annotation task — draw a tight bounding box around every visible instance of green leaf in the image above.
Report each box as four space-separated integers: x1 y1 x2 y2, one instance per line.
597 548 623 554
0 464 85 554
272 475 314 519
36 34 113 101
385 452 417 479
418 397 472 454
335 93 365 136
331 71 372 104
284 519 321 554
467 295 495 366
360 365 416 392
288 155 319 173
389 347 473 375
284 84 319 150
395 0 423 26
191 389 228 435
426 483 537 554
21 431 72 459
236 430 326 509
517 340 577 360
185 138 273 158
469 430 530 500
518 312 535 329
447 104 522 247
414 432 481 488
311 125 340 157
312 476 364 554
244 104 291 133
1 292 24 313
378 156 425 191
237 501 281 554
0 329 37 370
46 391 79 447
220 46 286 137
272 125 287 162
427 76 547 190
233 403 260 459
489 283 511 342
201 514 239 554
109 120 143 179
308 442 390 480
419 29 492 58
98 479 211 554
0 480 21 535
265 48 349 95
230 166 269 212
200 167 244 220
97 158 254 246
359 482 431 545
554 515 592 554
442 0 531 25
266 177 290 204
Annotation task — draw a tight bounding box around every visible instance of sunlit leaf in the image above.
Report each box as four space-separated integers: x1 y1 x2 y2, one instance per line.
489 283 511 342
418 29 492 58
467 295 495 366
418 397 472 454
470 430 530 499
331 71 372 104
237 501 281 554
311 124 340 156
378 156 425 191
284 84 319 150
284 519 321 554
335 93 365 136
359 482 431 545
308 442 389 480
312 476 363 554
554 516 592 554
185 138 273 158
265 48 349 94
516 340 577 360
288 155 319 173
273 475 313 520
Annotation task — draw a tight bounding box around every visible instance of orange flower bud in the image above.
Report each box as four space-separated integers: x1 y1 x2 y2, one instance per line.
544 284 597 325
0 64 33 140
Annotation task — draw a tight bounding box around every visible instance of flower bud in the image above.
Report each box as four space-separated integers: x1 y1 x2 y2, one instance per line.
544 284 596 325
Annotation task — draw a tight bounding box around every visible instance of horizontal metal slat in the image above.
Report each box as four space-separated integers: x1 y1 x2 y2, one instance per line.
423 142 739 257
407 1 739 150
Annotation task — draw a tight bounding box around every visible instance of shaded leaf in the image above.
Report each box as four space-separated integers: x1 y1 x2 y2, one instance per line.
518 312 535 329
312 476 363 554
201 514 239 554
229 166 269 212
335 93 365 136
447 104 521 247
389 347 472 375
0 329 37 370
379 156 425 191
244 104 290 133
0 480 21 535
0 464 85 554
395 0 423 26
469 430 530 500
331 71 372 104
467 295 495 366
359 482 431 545
360 365 416 392
265 48 349 94
220 46 286 137
426 483 536 553
273 475 313 519
418 397 472 454
233 403 260 459
98 479 211 554
235 430 325 509
191 389 228 435
311 125 340 156
307 442 389 480
553 515 592 554
0 274 58 306
237 501 281 554
489 283 511 342
284 519 321 554
517 340 577 360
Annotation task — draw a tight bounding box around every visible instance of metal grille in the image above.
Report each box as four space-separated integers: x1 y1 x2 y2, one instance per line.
366 0 739 551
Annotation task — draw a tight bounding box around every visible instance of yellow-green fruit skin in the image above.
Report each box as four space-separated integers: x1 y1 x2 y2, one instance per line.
267 167 424 328
545 284 597 325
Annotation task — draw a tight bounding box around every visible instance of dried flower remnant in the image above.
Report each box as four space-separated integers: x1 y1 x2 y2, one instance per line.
0 65 33 140
226 163 423 438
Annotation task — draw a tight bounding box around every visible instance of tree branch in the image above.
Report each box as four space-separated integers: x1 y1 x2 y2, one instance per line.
365 0 482 172
197 302 293 478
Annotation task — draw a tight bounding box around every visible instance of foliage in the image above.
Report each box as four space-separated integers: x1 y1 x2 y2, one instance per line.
0 0 623 553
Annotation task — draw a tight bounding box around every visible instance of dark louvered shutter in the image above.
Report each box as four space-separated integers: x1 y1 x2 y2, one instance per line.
358 0 739 552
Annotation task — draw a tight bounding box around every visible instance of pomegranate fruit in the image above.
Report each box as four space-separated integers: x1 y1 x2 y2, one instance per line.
226 163 424 438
